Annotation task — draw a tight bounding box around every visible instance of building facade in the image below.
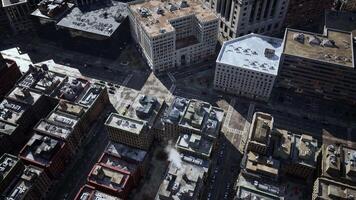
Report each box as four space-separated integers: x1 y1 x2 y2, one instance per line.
1 0 33 33
129 0 219 72
214 34 282 100
0 55 21 98
203 0 289 41
278 28 356 104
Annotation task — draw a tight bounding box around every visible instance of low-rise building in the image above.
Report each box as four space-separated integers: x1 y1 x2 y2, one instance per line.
214 34 282 101
2 164 51 200
155 155 208 200
277 28 356 104
106 95 164 150
31 0 74 24
0 55 21 98
19 133 71 178
0 154 23 193
312 177 356 200
74 184 122 200
87 163 133 199
129 0 218 72
176 132 213 159
246 112 273 155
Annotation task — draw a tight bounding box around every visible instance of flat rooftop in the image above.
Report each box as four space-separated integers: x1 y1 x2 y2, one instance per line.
99 153 138 174
57 1 128 37
163 96 190 125
324 10 356 33
315 177 356 199
245 151 280 178
0 98 28 125
129 0 217 37
89 164 129 191
47 110 79 129
2 0 27 8
283 28 354 68
31 0 74 21
75 185 122 200
20 133 61 166
176 132 213 157
0 154 20 181
78 84 104 107
1 48 32 73
56 101 86 117
217 34 282 75
105 141 147 162
292 134 318 168
17 64 66 94
3 165 44 200
0 120 18 136
34 119 72 140
105 113 146 135
7 87 42 106
156 158 207 200
250 112 273 145
54 77 89 102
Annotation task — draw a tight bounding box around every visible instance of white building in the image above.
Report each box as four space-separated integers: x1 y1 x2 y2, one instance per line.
203 0 289 42
128 0 219 72
214 33 282 101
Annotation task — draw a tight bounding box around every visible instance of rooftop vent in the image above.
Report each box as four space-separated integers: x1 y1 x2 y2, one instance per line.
156 7 164 15
293 33 305 43
179 0 189 8
138 7 151 17
264 48 275 58
167 3 178 12
321 39 335 47
308 35 321 45
159 29 166 33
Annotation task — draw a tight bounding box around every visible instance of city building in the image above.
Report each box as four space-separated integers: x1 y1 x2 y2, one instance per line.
52 76 90 102
283 0 333 29
334 0 356 11
1 164 51 200
74 184 122 200
105 95 164 150
19 133 71 178
105 141 149 180
0 55 21 98
1 0 33 33
214 34 282 100
31 0 74 24
203 0 288 41
246 112 273 155
320 143 356 186
324 10 356 33
312 177 356 200
161 97 224 142
277 28 356 104
0 154 23 193
155 155 208 200
56 0 128 40
176 132 213 158
128 0 219 72
87 163 133 199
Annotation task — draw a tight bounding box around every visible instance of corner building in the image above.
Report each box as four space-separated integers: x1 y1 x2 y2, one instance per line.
129 0 219 72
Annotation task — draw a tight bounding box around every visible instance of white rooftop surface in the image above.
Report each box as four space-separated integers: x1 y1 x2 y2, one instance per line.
2 0 27 7
1 48 32 73
217 34 283 75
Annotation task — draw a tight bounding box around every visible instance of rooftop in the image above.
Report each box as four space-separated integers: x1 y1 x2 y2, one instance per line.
0 120 18 136
54 77 89 102
273 129 292 160
315 177 356 199
20 133 61 166
129 0 217 37
0 154 20 182
250 112 273 145
57 0 128 37
3 165 45 200
1 48 32 73
88 164 129 191
283 28 354 68
217 34 282 75
7 87 42 106
156 158 207 200
75 184 122 200
47 110 79 129
78 84 104 107
0 98 28 125
292 134 318 168
163 96 190 125
324 10 356 33
17 64 66 94
176 132 213 157
31 0 74 20
56 101 86 117
105 141 147 163
34 119 72 140
99 153 138 174
105 113 146 135
1 0 27 8
244 151 280 179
